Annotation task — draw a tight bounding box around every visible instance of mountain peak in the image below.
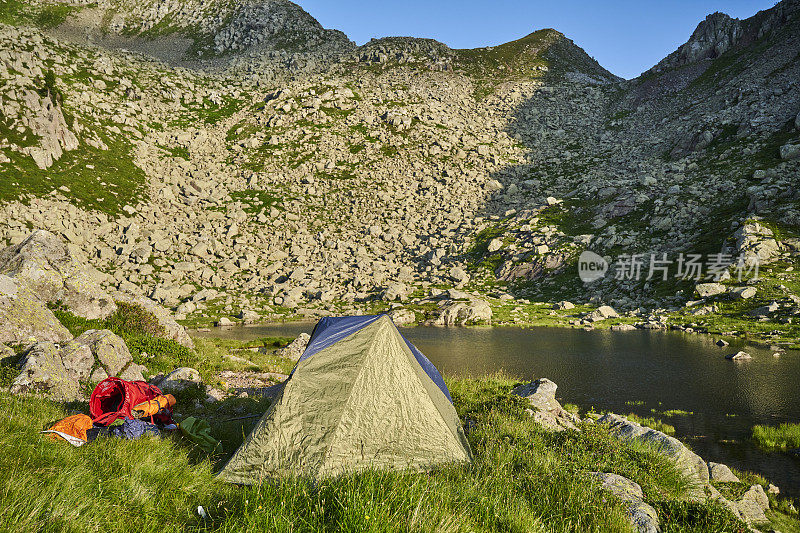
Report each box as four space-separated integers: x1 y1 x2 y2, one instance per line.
648 0 800 74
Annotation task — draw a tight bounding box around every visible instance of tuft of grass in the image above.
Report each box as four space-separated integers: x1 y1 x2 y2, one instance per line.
752 423 800 451
624 413 676 436
651 500 748 532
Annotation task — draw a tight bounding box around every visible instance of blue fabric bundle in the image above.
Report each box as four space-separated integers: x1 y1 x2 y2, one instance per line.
109 419 161 440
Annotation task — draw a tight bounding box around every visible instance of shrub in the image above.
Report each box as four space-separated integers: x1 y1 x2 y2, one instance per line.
105 302 166 338
52 302 165 339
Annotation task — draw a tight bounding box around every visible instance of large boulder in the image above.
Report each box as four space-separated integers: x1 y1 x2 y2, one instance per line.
779 143 800 160
10 342 80 402
68 329 132 377
708 462 740 483
151 367 202 393
598 413 709 485
512 378 580 431
0 274 72 345
8 329 140 402
735 484 770 524
586 305 619 322
388 308 416 326
113 290 194 349
434 299 492 326
733 222 781 267
726 350 752 361
0 231 116 320
280 333 310 361
695 283 727 297
591 472 660 533
58 338 94 382
382 282 410 302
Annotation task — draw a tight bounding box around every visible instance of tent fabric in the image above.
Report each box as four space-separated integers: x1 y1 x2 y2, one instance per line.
297 315 382 364
220 315 472 484
298 314 452 402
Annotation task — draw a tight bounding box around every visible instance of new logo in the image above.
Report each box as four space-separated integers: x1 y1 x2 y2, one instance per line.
578 251 608 283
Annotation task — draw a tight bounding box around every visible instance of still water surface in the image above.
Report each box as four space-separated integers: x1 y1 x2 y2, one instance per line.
197 323 800 495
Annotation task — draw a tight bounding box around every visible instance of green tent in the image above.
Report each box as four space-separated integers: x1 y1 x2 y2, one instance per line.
219 314 472 484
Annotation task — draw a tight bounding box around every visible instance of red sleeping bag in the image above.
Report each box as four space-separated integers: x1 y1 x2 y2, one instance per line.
90 377 174 426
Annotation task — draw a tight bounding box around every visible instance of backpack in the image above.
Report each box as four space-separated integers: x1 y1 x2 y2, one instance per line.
90 377 173 426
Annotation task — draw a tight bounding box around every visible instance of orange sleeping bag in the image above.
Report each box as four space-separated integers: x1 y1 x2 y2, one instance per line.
47 414 94 443
131 394 176 419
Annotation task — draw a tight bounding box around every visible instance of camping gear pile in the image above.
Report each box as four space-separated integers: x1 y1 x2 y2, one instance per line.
43 376 217 451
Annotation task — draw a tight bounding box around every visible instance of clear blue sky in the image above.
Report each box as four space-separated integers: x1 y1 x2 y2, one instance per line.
297 0 777 79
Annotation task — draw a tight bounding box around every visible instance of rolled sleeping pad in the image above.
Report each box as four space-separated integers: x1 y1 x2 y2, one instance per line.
131 394 177 419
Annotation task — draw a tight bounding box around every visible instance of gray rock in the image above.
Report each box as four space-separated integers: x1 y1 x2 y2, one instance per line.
708 462 740 483
748 301 780 317
388 308 416 326
0 274 72 345
696 283 727 297
735 484 770 523
715 339 730 347
734 222 781 267
591 472 660 533
553 301 575 310
119 363 147 382
434 299 493 326
58 340 94 382
90 367 109 383
0 231 116 320
280 333 310 361
153 367 202 393
587 305 619 321
75 329 132 376
217 317 235 327
382 282 410 302
731 286 756 299
726 351 752 361
779 143 800 160
238 309 260 324
512 378 580 431
487 238 503 253
598 413 709 484
448 266 470 286
10 342 80 402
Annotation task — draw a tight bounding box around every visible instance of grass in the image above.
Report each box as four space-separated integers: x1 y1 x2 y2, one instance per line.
624 413 676 436
0 0 86 28
228 190 283 215
0 373 758 532
0 127 146 217
752 423 800 452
